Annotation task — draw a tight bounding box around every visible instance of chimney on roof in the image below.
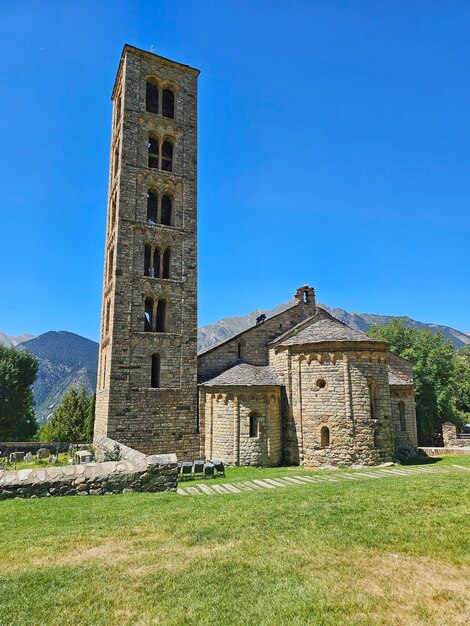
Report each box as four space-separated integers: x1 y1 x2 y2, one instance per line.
295 285 316 307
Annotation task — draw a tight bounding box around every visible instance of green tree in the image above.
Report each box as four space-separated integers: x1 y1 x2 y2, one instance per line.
454 356 470 421
0 345 38 439
40 387 91 443
456 344 470 366
5 413 39 441
367 318 467 442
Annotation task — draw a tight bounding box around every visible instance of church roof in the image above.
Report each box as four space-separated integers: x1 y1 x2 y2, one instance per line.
388 368 413 386
199 362 282 387
197 302 298 357
273 315 384 347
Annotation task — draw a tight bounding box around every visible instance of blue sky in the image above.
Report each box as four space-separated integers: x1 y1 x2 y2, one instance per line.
0 1 469 341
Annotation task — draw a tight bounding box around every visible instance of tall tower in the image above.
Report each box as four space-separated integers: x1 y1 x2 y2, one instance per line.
94 45 200 459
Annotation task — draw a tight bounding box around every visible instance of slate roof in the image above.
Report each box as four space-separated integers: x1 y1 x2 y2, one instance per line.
388 368 413 386
274 316 384 346
200 362 282 387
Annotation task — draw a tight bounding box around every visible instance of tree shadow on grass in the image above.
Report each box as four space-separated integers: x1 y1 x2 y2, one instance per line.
401 455 442 466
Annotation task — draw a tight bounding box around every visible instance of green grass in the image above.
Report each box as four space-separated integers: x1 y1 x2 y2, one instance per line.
183 453 468 486
0 452 69 471
0 455 469 626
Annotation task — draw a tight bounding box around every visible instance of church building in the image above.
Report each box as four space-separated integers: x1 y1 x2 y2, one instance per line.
94 45 418 467
198 285 418 467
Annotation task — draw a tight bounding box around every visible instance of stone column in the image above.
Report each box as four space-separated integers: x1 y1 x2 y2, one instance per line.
295 357 305 462
342 353 353 425
442 422 457 447
264 393 271 462
233 396 240 466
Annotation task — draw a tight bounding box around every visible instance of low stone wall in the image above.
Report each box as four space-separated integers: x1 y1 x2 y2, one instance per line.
442 422 470 448
0 436 178 500
419 446 470 457
0 442 71 456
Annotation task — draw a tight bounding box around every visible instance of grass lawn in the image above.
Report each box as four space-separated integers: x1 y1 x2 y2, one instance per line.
180 453 466 487
0 452 70 471
0 456 468 626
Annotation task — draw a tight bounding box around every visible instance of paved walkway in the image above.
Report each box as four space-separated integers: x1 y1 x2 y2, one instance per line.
177 466 455 496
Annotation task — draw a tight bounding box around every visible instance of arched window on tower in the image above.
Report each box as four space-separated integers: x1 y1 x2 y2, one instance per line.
156 300 166 332
152 248 161 278
249 413 259 438
148 137 159 169
162 249 171 279
144 298 154 332
161 195 172 225
399 401 406 431
147 191 158 223
144 244 152 277
146 81 159 114
109 197 116 231
113 144 120 178
161 141 173 172
162 89 175 118
102 353 107 389
114 94 121 127
107 248 114 283
105 300 111 335
151 353 160 388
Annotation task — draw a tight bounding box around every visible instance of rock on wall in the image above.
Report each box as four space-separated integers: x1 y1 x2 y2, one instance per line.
0 436 178 500
442 422 470 448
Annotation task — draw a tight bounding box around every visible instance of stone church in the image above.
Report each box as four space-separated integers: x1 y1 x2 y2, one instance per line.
94 45 418 467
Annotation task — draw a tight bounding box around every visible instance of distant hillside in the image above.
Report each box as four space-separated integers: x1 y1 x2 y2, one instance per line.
457 344 470 365
198 301 470 352
0 332 35 348
17 332 98 425
320 305 470 350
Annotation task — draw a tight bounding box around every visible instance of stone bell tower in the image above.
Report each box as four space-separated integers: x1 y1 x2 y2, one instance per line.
94 45 200 459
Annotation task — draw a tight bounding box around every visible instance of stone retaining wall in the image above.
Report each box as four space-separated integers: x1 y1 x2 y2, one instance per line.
442 422 470 447
0 436 178 500
419 446 470 457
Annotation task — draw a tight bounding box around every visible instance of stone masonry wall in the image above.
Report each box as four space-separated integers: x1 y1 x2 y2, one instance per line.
390 388 418 447
419 446 470 456
0 442 70 456
200 387 282 466
442 422 470 447
94 46 200 459
0 436 178 501
387 352 418 447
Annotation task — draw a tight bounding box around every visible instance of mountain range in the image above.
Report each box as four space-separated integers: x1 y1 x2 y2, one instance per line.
1 302 469 425
198 300 470 352
0 332 35 348
15 332 98 425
